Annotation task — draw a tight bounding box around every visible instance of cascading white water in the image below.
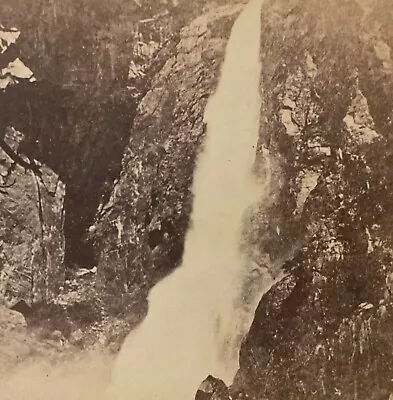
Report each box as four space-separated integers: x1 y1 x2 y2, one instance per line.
105 0 266 399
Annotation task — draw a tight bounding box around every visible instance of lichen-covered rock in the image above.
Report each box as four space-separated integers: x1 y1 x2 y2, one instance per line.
0 128 65 306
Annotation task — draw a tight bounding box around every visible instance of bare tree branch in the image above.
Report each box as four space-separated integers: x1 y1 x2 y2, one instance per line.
0 136 41 175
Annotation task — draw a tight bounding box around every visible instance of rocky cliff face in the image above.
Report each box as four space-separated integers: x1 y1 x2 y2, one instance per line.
0 129 65 306
200 0 393 399
0 0 184 272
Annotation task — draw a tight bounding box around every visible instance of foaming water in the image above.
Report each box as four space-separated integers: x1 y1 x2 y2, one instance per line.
105 0 268 399
0 351 113 400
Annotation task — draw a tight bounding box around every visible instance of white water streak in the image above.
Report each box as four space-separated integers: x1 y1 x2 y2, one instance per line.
105 0 267 399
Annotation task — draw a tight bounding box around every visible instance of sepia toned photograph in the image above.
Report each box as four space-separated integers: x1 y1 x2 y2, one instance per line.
0 0 392 399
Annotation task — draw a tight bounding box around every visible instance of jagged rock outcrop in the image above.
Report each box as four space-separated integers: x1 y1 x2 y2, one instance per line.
0 127 65 306
196 376 230 400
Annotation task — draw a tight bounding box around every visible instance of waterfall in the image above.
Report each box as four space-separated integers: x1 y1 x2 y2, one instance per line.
105 0 267 398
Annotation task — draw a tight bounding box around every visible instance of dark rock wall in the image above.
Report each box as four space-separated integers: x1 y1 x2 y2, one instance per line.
0 0 183 270
226 1 393 399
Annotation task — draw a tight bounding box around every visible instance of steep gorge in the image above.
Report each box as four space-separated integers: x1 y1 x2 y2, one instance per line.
1 0 393 399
